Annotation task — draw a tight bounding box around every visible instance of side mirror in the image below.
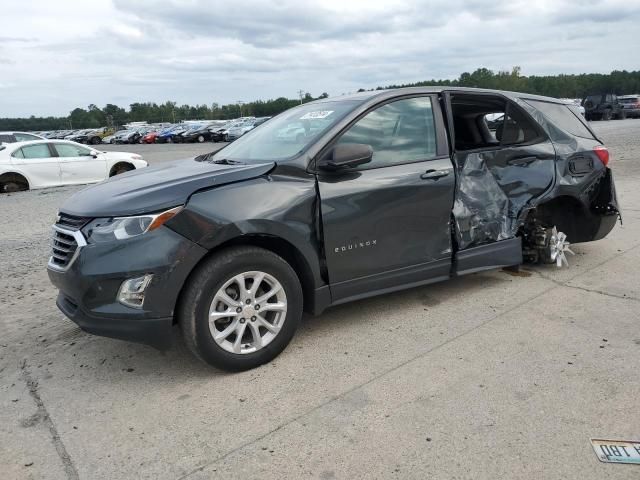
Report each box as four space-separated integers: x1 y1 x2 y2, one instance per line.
319 143 373 171
90 151 99 158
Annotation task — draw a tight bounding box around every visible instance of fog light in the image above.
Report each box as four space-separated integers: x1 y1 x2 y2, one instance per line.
117 274 153 309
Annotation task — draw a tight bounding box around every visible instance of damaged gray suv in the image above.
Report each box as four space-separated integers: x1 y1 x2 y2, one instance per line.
47 88 620 371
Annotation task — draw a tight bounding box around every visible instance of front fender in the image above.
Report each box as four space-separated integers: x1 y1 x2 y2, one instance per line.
166 172 324 287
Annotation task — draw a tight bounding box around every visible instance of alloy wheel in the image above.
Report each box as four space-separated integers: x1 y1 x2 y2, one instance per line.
208 271 287 354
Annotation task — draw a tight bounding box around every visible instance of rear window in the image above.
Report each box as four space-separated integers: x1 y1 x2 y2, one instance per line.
619 97 639 104
524 100 595 140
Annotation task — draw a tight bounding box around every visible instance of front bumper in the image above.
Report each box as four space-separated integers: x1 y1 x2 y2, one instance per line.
56 292 174 349
47 225 207 350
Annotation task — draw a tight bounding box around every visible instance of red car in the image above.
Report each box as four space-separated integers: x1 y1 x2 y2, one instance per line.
142 131 159 144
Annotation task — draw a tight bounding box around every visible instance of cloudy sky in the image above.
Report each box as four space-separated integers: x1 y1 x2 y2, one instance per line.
1 0 638 117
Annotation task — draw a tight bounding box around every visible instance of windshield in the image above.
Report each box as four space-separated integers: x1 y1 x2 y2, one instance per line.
211 101 359 163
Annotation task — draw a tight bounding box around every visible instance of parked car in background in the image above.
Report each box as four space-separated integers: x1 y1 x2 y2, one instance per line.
46 88 619 371
582 94 625 120
156 125 188 143
0 131 45 144
67 129 103 145
619 95 640 118
178 123 216 143
50 130 72 139
141 129 160 144
209 122 232 142
113 128 146 144
0 139 147 193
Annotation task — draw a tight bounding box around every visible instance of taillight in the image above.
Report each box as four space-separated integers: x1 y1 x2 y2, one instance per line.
594 145 610 166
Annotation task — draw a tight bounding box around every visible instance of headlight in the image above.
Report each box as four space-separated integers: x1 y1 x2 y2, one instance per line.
82 206 183 243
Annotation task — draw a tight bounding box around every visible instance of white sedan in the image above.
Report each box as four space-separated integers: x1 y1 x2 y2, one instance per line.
0 140 147 193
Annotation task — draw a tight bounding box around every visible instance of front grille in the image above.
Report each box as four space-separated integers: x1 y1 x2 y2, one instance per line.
49 215 89 270
56 213 90 231
50 229 79 269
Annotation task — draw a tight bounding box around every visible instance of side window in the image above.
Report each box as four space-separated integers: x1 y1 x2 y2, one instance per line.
14 133 40 142
21 144 53 159
337 97 437 168
523 100 595 140
54 143 92 157
496 104 540 146
0 134 15 143
12 148 24 158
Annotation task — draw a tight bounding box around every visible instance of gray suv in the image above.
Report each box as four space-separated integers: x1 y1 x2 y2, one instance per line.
48 87 620 371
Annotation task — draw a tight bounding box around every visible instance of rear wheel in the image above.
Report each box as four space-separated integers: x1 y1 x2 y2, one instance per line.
0 178 29 193
179 246 303 371
91 136 101 145
602 109 612 121
616 110 626 120
0 173 29 193
197 135 205 143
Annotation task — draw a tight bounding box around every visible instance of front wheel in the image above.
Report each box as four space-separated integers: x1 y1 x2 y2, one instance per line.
179 246 303 371
602 109 612 121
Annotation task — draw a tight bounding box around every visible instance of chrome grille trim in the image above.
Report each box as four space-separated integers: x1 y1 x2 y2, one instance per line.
47 225 87 272
56 213 90 230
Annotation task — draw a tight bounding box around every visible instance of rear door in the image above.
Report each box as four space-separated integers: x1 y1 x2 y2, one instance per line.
317 95 455 302
10 143 61 187
54 142 107 184
444 92 556 273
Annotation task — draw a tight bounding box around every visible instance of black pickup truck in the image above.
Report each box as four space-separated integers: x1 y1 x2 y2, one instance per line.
47 87 620 371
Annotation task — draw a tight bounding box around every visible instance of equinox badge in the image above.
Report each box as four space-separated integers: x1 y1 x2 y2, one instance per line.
334 239 377 254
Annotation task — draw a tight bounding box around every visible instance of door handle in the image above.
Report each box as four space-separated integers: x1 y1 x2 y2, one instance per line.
420 169 450 180
508 156 537 166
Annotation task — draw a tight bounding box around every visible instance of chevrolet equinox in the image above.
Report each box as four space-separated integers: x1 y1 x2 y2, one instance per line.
47 88 620 371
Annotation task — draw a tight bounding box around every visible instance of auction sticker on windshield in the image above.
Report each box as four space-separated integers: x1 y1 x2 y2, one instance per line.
591 439 640 464
300 111 333 120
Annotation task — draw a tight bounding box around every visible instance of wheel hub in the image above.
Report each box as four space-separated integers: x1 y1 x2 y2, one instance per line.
548 227 574 267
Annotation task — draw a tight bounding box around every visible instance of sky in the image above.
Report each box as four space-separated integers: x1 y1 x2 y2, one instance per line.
1 0 639 117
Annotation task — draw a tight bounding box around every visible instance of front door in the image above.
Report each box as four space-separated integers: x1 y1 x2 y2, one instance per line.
53 142 107 184
317 96 455 302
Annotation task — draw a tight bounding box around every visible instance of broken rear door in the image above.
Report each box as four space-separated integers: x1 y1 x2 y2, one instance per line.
446 93 556 273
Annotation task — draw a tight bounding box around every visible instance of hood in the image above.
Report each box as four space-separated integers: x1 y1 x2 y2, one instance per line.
59 158 275 217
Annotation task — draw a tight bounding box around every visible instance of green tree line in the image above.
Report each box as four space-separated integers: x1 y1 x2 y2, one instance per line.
2 68 639 131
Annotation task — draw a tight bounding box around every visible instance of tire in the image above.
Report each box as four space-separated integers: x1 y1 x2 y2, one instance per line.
91 137 101 145
602 109 612 121
197 135 204 143
617 110 626 120
179 246 303 371
167 136 173 143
